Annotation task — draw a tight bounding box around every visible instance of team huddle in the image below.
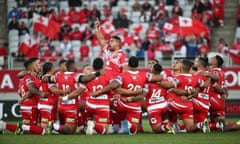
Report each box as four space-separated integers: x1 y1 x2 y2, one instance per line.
1 20 240 135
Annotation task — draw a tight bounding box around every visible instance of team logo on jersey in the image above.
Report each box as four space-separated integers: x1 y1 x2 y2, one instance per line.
26 78 33 84
173 78 179 84
116 76 122 81
150 118 157 124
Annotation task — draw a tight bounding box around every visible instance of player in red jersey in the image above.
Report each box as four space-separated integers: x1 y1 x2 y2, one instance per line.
60 58 112 135
145 63 174 133
0 58 47 135
77 64 94 133
47 60 80 134
38 62 68 128
157 59 197 133
92 56 161 135
192 57 211 133
95 19 128 78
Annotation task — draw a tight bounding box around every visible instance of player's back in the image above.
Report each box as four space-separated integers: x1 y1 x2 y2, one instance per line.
119 70 148 107
58 72 79 107
145 82 167 106
86 73 111 102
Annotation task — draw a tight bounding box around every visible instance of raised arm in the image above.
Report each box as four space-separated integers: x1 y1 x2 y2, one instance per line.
95 19 106 49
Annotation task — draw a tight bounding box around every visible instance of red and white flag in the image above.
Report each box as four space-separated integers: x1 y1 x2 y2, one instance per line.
179 16 209 36
33 13 60 39
162 22 179 34
229 49 240 65
101 19 115 34
18 34 39 58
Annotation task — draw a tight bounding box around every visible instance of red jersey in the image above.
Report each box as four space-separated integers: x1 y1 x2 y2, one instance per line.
192 70 210 109
145 82 167 107
84 73 112 105
57 72 79 108
19 74 41 106
209 68 225 109
116 70 150 107
103 44 128 76
39 81 58 106
167 73 194 100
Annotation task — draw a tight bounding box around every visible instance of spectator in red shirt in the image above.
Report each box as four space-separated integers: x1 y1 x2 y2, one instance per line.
79 4 91 24
232 38 240 50
59 9 71 25
69 27 82 41
172 1 183 16
69 7 81 24
79 40 90 62
212 0 224 26
82 26 93 41
102 4 112 18
217 38 228 54
146 22 160 41
59 21 72 41
199 42 210 57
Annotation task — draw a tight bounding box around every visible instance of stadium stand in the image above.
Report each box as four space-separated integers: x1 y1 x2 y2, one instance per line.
2 0 239 69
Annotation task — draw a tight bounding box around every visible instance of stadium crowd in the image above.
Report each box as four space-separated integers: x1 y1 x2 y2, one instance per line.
4 0 227 66
1 18 240 135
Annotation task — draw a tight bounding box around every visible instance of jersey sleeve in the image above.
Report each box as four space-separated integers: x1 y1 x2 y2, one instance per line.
119 53 128 67
114 75 123 86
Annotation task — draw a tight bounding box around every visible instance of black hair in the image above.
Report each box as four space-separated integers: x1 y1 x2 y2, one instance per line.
93 58 104 70
23 57 38 70
59 59 66 66
42 62 53 75
112 36 121 42
191 66 198 71
198 57 208 68
182 59 193 72
150 59 159 64
152 63 162 74
128 56 139 68
215 55 224 68
66 60 75 71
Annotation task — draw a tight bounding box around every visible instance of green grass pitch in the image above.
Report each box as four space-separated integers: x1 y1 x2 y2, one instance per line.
0 119 239 144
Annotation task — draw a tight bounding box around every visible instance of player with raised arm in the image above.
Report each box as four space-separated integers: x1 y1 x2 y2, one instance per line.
91 56 162 135
95 18 128 78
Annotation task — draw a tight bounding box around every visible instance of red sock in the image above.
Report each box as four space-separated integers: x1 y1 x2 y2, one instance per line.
112 111 125 125
179 124 185 130
130 124 137 134
78 111 85 127
94 124 105 134
161 123 170 131
210 122 216 131
29 125 45 135
6 124 17 132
